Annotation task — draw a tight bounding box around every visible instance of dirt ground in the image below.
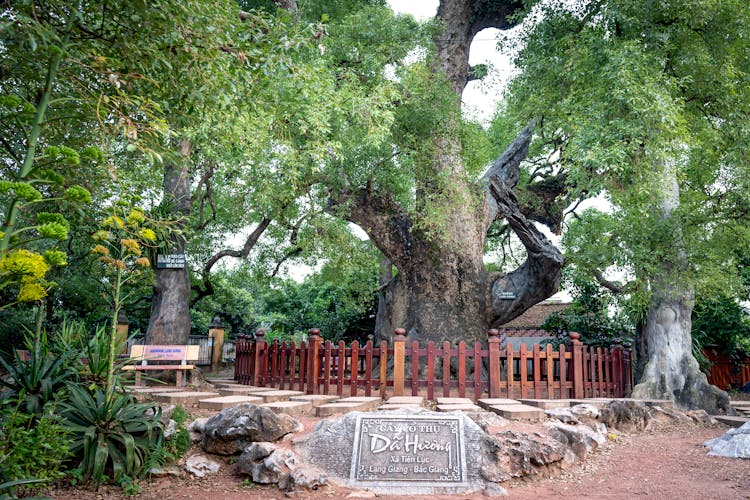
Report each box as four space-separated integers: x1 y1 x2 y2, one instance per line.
47 410 749 500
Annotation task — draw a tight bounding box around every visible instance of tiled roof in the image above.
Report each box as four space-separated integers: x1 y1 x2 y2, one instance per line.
500 301 570 329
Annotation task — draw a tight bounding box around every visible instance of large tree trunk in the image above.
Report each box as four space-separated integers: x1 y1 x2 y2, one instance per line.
344 1 563 344
631 163 730 413
631 286 730 413
146 141 192 345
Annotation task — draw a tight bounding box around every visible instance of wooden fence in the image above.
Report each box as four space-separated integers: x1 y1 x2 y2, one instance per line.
234 328 633 401
704 348 750 390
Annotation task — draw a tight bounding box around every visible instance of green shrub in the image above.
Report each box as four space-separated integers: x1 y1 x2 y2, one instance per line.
0 403 73 492
57 385 164 485
0 331 74 414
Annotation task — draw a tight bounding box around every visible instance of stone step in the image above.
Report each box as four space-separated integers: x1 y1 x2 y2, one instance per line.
714 415 750 428
435 397 474 405
386 396 424 405
568 399 612 408
206 378 237 385
487 404 545 421
255 390 306 403
477 398 521 410
260 400 313 416
336 396 382 410
217 387 263 396
730 401 750 408
290 395 341 407
379 404 422 411
152 391 220 405
316 402 372 417
436 403 483 412
518 399 571 410
198 395 263 410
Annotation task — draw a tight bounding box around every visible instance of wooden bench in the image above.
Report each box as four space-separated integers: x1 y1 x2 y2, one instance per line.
122 344 200 387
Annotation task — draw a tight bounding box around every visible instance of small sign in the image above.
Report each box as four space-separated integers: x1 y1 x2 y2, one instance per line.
156 254 186 269
350 414 467 487
497 291 516 300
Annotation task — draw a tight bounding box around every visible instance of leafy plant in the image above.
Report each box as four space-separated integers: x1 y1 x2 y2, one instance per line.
57 385 164 484
0 330 74 414
0 403 72 495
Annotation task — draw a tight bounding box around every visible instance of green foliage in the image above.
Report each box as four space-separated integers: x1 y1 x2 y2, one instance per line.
692 296 750 358
506 0 750 336
0 331 74 414
0 403 73 490
542 277 633 348
58 386 164 485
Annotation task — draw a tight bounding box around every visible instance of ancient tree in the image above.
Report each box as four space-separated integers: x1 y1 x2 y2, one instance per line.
341 0 564 344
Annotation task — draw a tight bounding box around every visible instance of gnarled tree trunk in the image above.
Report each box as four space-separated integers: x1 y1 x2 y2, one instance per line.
631 163 730 413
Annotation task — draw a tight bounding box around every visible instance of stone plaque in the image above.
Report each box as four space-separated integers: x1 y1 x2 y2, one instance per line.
350 414 467 488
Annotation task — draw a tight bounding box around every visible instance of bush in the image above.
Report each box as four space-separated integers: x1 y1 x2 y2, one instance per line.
58 385 164 485
0 402 73 492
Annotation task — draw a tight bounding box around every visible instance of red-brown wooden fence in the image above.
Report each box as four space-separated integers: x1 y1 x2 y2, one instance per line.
234 328 633 400
704 348 750 390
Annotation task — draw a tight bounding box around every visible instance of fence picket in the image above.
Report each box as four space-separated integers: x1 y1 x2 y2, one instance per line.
233 329 633 402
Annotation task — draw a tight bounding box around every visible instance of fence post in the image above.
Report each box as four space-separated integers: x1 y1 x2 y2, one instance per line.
307 328 321 394
611 338 623 397
623 341 633 395
488 329 501 398
393 328 406 397
570 332 584 399
234 333 244 383
208 316 225 372
253 329 267 386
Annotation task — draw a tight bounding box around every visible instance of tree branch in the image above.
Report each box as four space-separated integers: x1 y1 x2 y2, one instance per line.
487 174 564 326
191 217 272 304
482 120 535 227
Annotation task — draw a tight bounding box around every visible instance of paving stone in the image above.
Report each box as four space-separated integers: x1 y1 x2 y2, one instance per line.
316 402 370 417
206 378 238 385
217 387 260 396
256 390 305 402
435 403 483 412
518 399 572 410
477 398 521 410
435 397 474 405
488 404 545 421
569 399 611 408
244 387 285 394
198 395 263 410
289 394 340 407
260 400 313 416
386 396 424 405
152 391 220 405
379 403 422 411
335 396 382 410
714 415 750 428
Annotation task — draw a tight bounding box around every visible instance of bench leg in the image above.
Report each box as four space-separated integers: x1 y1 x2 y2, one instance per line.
176 371 184 387
135 372 142 386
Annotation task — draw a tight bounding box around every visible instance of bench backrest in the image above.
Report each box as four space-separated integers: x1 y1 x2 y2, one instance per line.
129 345 200 365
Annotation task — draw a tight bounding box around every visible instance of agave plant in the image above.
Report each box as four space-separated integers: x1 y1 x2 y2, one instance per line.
57 384 164 484
0 331 74 414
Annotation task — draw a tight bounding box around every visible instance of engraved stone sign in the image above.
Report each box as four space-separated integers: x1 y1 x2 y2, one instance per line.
350 414 467 488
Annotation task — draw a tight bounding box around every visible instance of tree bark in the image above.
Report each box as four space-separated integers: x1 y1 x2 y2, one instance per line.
630 164 730 413
146 141 192 345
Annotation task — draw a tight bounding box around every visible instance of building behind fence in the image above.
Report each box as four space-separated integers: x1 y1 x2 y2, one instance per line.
234 328 633 401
